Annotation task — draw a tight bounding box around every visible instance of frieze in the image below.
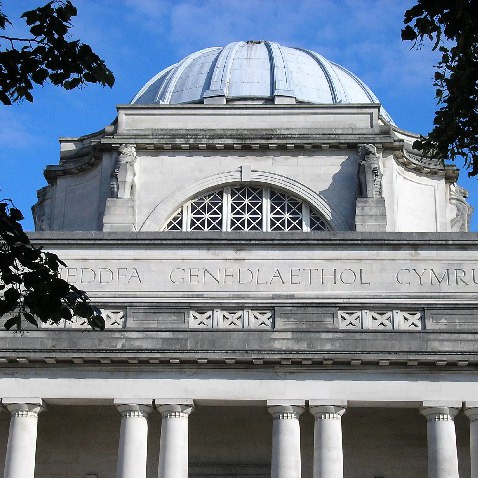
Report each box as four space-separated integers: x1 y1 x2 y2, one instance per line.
55 260 478 300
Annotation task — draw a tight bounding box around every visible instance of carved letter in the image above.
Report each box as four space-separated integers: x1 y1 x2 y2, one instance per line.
204 268 220 284
290 268 301 285
454 269 468 285
80 268 96 284
129 268 141 284
339 268 357 285
169 268 185 284
239 268 253 284
99 268 114 283
412 269 427 286
359 269 371 285
396 269 411 285
431 269 450 285
269 269 285 284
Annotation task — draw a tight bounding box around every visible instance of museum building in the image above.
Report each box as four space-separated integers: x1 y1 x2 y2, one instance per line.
1 40 478 478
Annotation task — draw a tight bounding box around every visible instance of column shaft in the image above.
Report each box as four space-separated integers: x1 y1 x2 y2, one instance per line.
116 404 152 478
268 405 304 478
3 402 44 478
310 405 346 478
420 406 460 478
156 403 193 478
465 407 478 478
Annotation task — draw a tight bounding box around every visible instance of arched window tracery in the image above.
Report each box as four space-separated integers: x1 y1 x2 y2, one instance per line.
163 185 331 232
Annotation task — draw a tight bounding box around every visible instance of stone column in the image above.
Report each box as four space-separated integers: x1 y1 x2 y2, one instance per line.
3 399 44 478
267 401 305 478
309 403 346 478
115 401 153 478
465 405 478 478
420 405 460 478
156 401 194 478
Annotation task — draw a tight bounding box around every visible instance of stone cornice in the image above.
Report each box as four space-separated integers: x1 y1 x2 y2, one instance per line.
99 134 400 151
27 231 478 248
394 150 446 177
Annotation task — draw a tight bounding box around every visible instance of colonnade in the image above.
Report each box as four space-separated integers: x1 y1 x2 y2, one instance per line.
1 399 477 478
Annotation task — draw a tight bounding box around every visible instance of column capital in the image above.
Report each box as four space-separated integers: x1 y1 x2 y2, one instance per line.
267 404 305 420
310 405 346 420
116 403 153 418
465 407 478 422
420 406 460 421
155 400 194 418
2 399 45 417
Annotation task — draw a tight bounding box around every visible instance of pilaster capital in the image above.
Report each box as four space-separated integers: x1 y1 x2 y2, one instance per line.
2 399 45 418
155 400 194 418
420 406 460 422
267 404 305 420
310 405 346 420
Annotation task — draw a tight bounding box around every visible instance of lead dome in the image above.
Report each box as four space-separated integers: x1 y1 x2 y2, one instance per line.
132 40 394 124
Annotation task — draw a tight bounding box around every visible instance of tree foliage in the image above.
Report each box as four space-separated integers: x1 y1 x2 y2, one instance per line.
402 0 478 175
0 200 105 330
0 1 112 330
0 0 114 104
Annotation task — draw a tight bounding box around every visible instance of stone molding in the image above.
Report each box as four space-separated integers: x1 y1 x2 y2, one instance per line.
393 150 445 177
140 168 349 231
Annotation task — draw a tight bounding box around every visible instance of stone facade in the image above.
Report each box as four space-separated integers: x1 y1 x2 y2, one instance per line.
2 41 477 478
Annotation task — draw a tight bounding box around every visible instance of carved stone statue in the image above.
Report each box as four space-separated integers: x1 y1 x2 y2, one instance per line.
449 184 473 232
32 186 53 231
111 144 136 199
358 144 382 198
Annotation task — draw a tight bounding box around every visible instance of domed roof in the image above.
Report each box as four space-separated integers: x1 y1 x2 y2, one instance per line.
132 40 394 124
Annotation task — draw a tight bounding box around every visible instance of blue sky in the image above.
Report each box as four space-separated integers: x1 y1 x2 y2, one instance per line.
2 0 477 230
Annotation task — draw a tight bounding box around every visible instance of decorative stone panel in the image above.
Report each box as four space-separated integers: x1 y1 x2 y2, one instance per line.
41 309 126 329
189 309 274 329
338 310 423 331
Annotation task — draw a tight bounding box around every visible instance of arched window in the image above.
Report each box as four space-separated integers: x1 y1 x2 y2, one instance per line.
163 186 331 231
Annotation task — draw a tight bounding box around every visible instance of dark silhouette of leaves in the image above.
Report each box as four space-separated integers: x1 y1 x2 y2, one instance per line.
402 0 478 175
0 199 105 331
0 1 114 104
0 2 112 330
